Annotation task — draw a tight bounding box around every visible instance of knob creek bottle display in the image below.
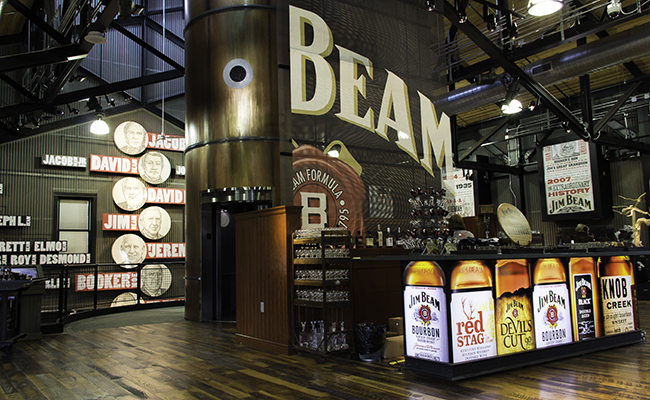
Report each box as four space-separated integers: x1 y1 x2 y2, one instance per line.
403 261 449 363
495 259 535 355
450 260 496 363
532 258 573 348
569 257 602 340
598 256 637 334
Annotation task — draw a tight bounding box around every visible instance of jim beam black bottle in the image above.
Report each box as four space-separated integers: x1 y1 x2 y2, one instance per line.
495 259 535 355
403 261 449 362
569 257 602 340
450 260 496 363
598 255 637 334
532 258 573 348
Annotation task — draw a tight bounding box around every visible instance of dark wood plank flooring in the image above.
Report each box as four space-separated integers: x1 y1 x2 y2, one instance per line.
1 302 650 399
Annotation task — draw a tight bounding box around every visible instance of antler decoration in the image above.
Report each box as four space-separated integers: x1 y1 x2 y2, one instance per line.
461 297 475 320
613 193 649 247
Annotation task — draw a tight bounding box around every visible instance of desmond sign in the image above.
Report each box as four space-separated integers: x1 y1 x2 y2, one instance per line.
289 6 453 178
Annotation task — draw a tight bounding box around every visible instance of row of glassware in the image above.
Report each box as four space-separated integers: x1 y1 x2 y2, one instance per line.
295 269 350 281
294 227 348 239
299 320 349 352
296 288 350 302
295 247 351 259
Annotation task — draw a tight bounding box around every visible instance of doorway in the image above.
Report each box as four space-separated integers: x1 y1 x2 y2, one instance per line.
199 188 272 321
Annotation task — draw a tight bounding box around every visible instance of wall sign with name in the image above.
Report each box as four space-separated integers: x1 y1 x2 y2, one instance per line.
0 240 92 266
41 154 87 168
103 207 172 240
148 133 186 152
0 216 31 227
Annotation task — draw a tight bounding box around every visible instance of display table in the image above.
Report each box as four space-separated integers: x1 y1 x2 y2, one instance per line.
384 248 648 380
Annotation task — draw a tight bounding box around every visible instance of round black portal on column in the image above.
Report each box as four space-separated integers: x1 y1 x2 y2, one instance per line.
223 59 254 89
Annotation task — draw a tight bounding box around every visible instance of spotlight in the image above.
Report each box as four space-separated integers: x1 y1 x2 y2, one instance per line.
561 120 571 133
90 114 109 135
67 104 80 115
458 12 468 23
86 97 102 112
425 0 435 11
501 99 522 114
528 100 537 111
528 0 564 16
607 0 622 18
105 95 116 107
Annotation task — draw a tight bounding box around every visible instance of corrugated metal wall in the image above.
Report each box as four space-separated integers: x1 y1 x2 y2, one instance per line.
0 109 185 264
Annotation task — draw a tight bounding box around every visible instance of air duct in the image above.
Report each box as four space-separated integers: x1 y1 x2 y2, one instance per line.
432 21 650 117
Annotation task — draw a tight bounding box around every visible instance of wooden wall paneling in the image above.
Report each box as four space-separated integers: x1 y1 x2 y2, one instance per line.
234 206 300 354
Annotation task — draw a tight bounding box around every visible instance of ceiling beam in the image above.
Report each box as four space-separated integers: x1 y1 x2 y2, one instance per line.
0 70 183 119
439 0 589 139
7 0 70 45
0 45 87 73
111 21 185 72
458 115 510 162
593 80 642 135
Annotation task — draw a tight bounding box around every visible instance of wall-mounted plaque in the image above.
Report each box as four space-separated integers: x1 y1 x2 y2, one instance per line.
113 177 147 211
138 206 171 240
114 121 148 155
139 151 171 185
111 234 147 268
141 264 172 297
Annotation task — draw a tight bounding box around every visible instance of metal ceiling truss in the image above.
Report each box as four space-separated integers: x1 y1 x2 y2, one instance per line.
437 0 650 174
0 0 185 136
449 1 650 85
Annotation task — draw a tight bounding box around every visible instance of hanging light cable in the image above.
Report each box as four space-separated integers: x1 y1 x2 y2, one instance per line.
161 0 166 142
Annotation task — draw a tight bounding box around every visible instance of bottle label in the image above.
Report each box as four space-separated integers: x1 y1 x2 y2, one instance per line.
496 291 535 355
450 290 496 363
385 236 394 247
572 273 597 340
601 275 634 335
404 286 449 363
533 283 572 348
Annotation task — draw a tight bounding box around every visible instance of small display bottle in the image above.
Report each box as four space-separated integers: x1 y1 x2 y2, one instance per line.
495 259 535 355
569 257 602 340
450 260 496 363
365 230 374 248
598 255 637 334
355 231 364 249
403 261 449 363
385 227 394 248
376 224 384 248
532 258 573 348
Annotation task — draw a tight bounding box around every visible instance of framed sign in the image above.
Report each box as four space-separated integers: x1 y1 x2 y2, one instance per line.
538 137 611 221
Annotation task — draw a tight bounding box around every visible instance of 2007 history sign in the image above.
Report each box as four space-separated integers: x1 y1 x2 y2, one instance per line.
543 140 594 215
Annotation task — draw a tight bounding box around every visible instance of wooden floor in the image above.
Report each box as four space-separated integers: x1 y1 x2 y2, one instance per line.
1 304 650 400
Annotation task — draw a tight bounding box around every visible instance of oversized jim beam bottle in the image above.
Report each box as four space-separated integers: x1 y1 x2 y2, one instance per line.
403 261 449 363
569 257 602 340
450 260 496 363
598 255 638 335
533 258 573 348
495 259 535 355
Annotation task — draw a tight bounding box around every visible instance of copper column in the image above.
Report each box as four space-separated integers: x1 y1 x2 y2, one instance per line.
184 0 280 321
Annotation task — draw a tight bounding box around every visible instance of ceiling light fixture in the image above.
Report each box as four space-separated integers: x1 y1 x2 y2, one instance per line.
501 99 522 114
425 0 435 11
528 0 563 16
84 30 107 44
90 114 109 135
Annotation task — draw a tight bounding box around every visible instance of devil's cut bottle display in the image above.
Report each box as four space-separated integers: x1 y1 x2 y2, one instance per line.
598 255 637 335
532 258 573 348
569 257 602 341
450 260 496 363
495 258 535 355
403 260 449 363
